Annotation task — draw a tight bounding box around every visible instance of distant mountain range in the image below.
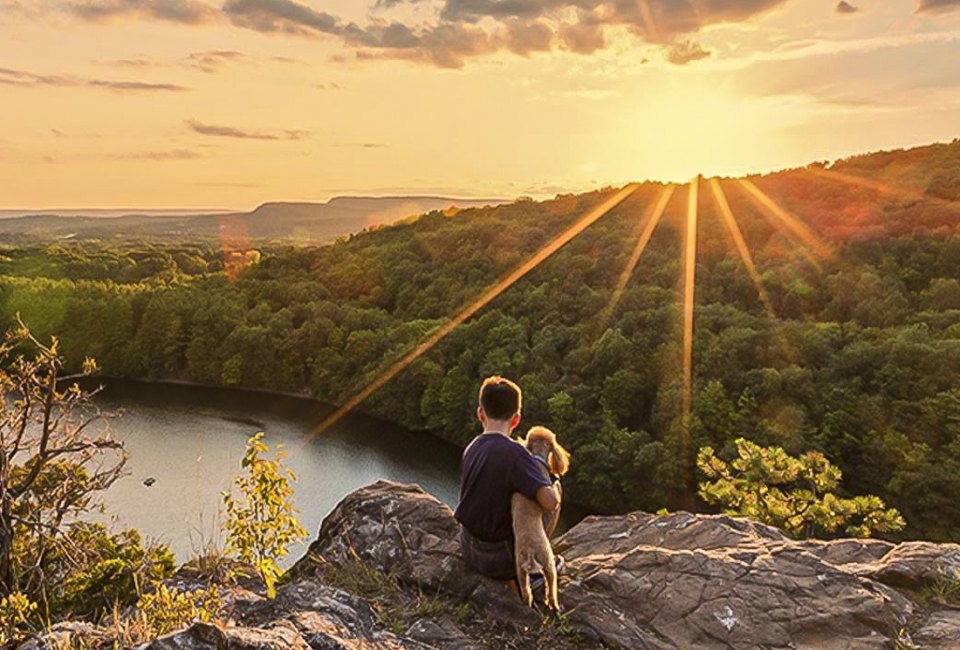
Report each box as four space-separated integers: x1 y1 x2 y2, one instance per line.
0 196 507 245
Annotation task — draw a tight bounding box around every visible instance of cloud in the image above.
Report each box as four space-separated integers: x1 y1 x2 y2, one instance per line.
504 19 555 55
836 1 859 13
0 1 45 20
558 21 606 54
439 0 788 42
213 0 793 67
0 66 188 91
665 39 711 65
102 50 283 73
916 0 960 12
373 0 425 7
108 148 203 160
106 58 155 68
186 50 247 72
343 20 502 68
60 0 793 69
222 0 341 36
187 119 308 140
88 79 189 91
70 0 218 23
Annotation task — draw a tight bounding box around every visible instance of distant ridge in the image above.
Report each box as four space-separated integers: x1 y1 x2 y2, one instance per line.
0 195 508 244
0 208 235 219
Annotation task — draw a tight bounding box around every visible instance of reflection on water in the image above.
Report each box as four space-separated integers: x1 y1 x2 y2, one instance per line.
92 381 463 562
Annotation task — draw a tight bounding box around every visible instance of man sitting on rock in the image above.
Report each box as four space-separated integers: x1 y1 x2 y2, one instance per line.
454 376 563 592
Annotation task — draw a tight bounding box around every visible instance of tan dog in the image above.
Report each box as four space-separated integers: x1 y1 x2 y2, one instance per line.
511 426 571 610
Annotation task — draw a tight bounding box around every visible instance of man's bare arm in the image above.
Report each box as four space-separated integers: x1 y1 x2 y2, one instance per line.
535 484 560 512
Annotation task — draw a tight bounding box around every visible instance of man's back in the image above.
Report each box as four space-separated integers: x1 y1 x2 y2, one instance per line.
454 433 551 543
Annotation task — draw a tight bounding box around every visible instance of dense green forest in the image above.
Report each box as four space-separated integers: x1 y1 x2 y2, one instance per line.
2 140 960 541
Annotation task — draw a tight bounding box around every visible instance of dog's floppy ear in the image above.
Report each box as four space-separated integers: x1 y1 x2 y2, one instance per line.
549 439 571 477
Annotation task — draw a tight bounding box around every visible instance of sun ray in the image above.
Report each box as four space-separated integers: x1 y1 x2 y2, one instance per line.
736 178 833 268
635 0 660 42
682 178 699 461
596 183 675 334
708 179 776 320
801 166 924 200
709 178 799 361
304 184 641 441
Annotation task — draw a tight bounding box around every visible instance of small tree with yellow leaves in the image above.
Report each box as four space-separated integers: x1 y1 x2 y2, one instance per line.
222 433 306 598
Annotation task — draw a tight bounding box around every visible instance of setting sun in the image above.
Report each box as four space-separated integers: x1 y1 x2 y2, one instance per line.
603 80 812 182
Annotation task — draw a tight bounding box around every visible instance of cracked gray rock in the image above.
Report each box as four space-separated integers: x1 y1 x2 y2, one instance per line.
17 481 960 650
299 481 960 650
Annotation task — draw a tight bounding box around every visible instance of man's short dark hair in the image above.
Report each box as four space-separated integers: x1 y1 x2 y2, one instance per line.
479 376 522 421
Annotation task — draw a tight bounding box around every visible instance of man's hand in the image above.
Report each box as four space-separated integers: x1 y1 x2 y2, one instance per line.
535 484 560 512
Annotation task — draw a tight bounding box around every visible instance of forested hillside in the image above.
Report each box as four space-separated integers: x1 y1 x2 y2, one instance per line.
2 140 959 540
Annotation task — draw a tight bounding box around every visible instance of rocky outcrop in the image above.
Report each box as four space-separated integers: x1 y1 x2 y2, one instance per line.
294 481 960 650
18 481 960 650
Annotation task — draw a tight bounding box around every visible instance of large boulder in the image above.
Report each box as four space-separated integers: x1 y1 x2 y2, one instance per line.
290 481 538 624
298 481 960 650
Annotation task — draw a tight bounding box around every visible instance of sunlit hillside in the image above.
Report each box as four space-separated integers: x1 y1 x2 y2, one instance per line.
2 139 959 541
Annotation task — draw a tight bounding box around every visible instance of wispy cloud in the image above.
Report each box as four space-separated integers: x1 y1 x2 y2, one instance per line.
332 142 390 148
0 0 45 20
222 0 341 36
100 50 297 74
88 79 188 91
0 66 188 91
69 0 218 24
917 0 960 14
186 50 247 72
187 119 308 140
108 148 203 160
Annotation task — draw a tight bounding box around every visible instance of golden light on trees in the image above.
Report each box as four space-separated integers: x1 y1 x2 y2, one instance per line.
306 183 641 440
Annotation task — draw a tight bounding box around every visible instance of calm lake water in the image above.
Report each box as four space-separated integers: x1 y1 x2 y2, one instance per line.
91 381 463 562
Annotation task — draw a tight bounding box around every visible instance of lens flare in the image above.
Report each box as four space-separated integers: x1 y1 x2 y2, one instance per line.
596 184 675 334
305 184 640 440
682 178 699 448
218 215 255 282
736 178 832 270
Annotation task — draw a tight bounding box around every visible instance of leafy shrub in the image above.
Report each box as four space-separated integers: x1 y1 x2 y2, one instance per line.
0 592 36 645
222 433 307 598
136 583 220 637
50 523 176 620
698 437 905 538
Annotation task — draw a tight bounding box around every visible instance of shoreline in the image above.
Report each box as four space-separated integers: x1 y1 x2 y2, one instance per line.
87 375 592 524
87 374 464 453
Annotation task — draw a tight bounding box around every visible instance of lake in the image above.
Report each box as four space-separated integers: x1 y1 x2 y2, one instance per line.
90 380 464 562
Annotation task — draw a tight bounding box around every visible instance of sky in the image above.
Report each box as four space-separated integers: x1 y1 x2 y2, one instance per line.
1 0 959 209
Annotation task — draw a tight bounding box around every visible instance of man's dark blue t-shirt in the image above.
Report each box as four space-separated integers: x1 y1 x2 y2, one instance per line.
454 432 552 543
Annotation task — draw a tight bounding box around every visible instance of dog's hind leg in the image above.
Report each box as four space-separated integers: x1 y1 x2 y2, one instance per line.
545 554 559 611
516 556 533 607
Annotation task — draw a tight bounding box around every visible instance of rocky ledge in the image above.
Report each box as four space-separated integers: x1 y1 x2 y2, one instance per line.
21 481 960 649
